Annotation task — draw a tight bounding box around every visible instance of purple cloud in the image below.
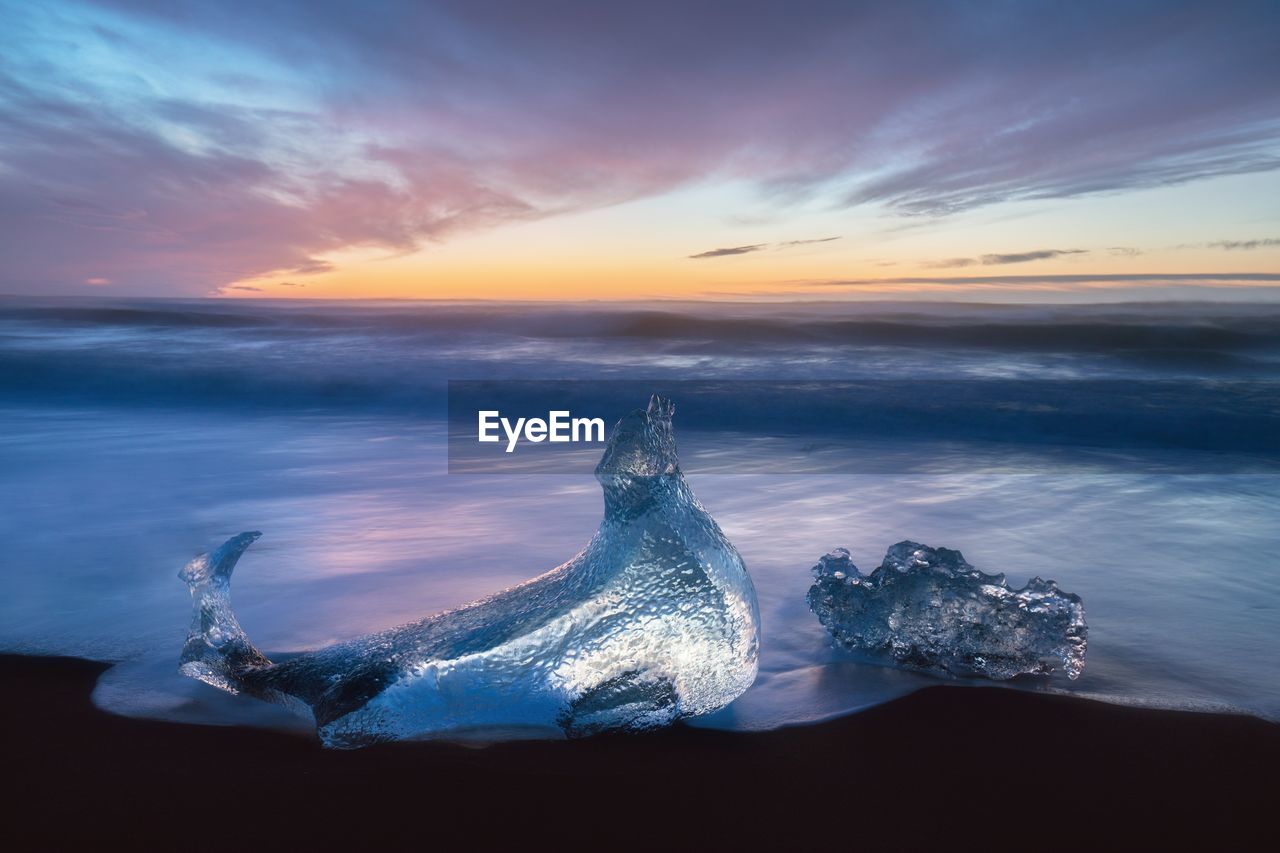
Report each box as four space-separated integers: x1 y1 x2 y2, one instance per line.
811 273 1280 288
2 1 1278 294
690 237 839 258
929 249 1088 268
1209 238 1280 250
777 237 842 247
689 245 767 259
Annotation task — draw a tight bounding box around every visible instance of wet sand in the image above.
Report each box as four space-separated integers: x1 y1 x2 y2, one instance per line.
2 654 1275 850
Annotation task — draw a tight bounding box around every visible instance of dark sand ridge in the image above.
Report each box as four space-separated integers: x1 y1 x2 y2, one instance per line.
2 654 1275 849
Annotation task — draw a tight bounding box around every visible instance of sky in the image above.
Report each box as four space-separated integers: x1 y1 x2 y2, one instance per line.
1 0 1279 302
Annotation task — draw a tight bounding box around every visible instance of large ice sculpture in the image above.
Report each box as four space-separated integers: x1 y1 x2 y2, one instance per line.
180 396 759 747
807 542 1085 680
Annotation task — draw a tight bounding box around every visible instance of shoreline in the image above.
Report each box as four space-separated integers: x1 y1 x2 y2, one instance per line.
2 654 1276 849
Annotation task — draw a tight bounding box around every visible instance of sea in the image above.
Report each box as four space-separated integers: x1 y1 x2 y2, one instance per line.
1 296 1277 735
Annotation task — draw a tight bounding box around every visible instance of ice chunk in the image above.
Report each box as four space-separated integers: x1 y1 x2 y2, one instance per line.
807 541 1086 681
180 395 760 747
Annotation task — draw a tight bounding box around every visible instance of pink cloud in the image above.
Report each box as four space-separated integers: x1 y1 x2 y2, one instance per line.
3 1 1277 295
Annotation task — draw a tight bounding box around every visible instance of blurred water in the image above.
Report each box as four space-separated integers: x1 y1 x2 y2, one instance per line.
1 297 1277 732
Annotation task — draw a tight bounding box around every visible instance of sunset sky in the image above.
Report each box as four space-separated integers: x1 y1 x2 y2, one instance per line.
2 0 1279 301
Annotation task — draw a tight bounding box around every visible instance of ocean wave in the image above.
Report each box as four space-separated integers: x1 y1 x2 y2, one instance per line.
3 299 1279 435
5 297 1280 351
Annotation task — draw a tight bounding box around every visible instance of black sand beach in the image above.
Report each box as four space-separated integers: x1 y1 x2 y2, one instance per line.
2 654 1275 850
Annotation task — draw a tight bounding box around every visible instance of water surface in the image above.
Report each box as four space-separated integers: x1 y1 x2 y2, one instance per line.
2 297 1277 732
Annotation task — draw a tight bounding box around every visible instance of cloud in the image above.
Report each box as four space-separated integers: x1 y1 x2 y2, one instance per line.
691 236 841 258
2 1 1279 294
928 249 1087 268
0 70 534 294
689 244 766 259
777 236 841 247
980 249 1087 265
288 259 336 275
701 272 1280 301
1208 238 1280 250
223 285 262 292
1109 247 1143 256
807 273 1280 287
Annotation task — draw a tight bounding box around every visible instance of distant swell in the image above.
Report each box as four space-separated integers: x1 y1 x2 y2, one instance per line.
579 312 1280 353
3 299 1279 434
5 298 1280 353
